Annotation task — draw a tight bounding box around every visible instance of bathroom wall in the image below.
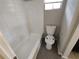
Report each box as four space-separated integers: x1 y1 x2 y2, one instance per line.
24 0 44 34
44 10 63 36
58 0 79 54
44 0 67 36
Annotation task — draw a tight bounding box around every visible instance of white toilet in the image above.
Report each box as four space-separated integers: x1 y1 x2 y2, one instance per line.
45 25 56 50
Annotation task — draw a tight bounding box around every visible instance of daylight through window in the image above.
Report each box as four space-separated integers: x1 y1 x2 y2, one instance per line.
44 0 63 10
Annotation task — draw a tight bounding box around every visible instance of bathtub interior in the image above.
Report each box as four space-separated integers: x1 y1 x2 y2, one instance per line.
0 0 43 58
6 33 42 59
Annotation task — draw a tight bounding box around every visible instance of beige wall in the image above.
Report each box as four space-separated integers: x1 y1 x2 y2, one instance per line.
59 0 79 54
44 10 63 36
44 0 67 36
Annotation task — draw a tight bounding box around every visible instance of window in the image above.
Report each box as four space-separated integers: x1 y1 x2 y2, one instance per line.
44 0 63 10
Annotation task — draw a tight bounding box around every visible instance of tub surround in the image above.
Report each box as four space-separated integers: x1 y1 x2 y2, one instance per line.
0 0 44 59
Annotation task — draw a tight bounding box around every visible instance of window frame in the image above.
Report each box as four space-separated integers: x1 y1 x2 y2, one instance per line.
44 0 63 10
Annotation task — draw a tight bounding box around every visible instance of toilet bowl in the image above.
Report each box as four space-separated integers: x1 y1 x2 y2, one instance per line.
45 35 55 50
45 25 56 50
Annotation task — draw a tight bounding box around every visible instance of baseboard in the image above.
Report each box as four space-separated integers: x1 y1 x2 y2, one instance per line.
58 49 62 56
58 47 68 59
58 45 63 56
61 55 68 59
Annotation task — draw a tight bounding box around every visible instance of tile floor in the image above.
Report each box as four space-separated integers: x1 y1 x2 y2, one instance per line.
37 41 61 59
68 52 79 59
0 55 4 59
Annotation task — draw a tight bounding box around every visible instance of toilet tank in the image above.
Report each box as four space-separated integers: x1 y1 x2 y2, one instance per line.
46 25 56 35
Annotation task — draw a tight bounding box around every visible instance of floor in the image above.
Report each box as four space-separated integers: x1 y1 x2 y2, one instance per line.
68 40 79 59
36 41 61 59
0 55 4 59
68 52 79 59
37 43 79 59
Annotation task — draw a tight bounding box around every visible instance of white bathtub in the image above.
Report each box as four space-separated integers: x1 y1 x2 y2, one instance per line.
7 33 42 59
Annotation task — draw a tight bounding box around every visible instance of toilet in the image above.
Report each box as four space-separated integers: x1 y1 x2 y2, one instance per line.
45 25 56 50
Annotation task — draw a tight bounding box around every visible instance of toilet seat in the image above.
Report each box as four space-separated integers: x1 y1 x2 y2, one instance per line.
45 35 55 45
45 35 55 50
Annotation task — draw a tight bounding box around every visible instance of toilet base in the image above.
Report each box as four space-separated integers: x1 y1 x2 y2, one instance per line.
46 44 52 50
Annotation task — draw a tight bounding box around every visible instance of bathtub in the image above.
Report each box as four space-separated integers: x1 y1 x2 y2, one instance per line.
7 33 42 59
